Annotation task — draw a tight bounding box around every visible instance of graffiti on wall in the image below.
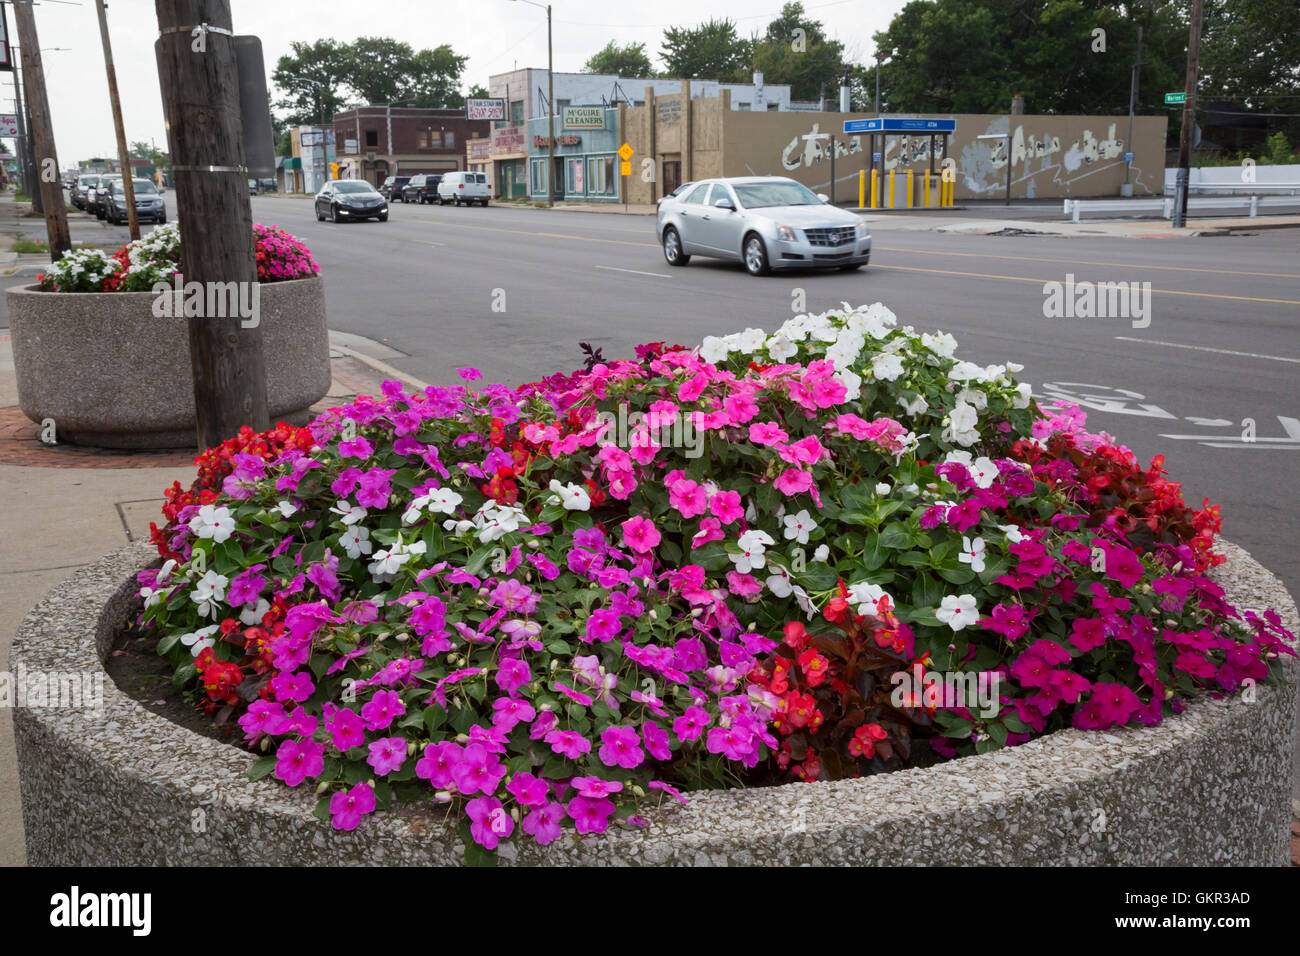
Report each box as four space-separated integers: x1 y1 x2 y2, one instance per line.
959 122 1131 197
780 122 863 170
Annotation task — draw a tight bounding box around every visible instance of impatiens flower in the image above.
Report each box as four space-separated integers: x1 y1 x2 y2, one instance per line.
545 729 592 759
668 478 709 518
749 422 789 446
329 782 376 831
270 670 314 704
366 736 407 776
673 705 710 742
782 509 817 544
571 776 625 799
415 741 462 789
566 796 616 835
452 743 507 796
466 795 513 849
361 689 405 731
598 725 646 769
620 515 661 554
326 706 367 751
773 467 814 497
274 738 324 787
709 489 743 524
522 801 565 844
936 594 979 631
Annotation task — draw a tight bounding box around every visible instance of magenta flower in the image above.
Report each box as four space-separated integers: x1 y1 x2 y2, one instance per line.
529 710 559 740
620 515 661 554
329 782 377 831
749 421 789 445
452 743 507 796
673 705 711 742
270 670 314 704
361 689 405 731
641 720 672 760
710 489 743 524
238 699 287 742
692 517 725 548
669 478 709 518
649 780 688 804
544 729 593 759
705 725 753 761
227 565 267 607
490 579 537 614
495 657 532 697
338 436 375 459
491 696 536 730
566 796 616 834
522 801 565 844
585 607 623 644
506 771 551 807
571 776 625 799
366 736 407 776
415 740 462 789
773 467 814 496
466 795 513 849
554 682 594 706
355 467 397 508
274 738 324 787
598 725 645 769
325 705 366 751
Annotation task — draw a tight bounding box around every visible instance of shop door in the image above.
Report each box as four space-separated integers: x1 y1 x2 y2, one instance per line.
663 160 681 197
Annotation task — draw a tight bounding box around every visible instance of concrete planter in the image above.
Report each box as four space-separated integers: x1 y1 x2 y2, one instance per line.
12 540 1298 866
6 277 330 449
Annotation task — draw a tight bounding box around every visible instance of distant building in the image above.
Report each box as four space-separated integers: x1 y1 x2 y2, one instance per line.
290 125 336 193
331 107 492 187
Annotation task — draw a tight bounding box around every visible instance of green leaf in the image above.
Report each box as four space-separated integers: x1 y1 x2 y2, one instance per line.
156 632 180 654
910 572 944 609
172 662 196 689
423 704 447 734
879 522 911 549
463 544 499 576
248 755 278 781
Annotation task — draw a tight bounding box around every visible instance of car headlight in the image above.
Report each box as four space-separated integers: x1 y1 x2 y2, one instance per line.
776 225 798 242
856 222 870 239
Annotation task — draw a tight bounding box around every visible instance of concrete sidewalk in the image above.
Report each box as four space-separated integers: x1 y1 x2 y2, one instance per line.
0 306 426 865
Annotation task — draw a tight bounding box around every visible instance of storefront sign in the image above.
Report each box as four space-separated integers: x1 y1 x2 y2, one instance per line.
467 98 506 121
533 134 581 149
467 138 491 162
563 106 605 129
491 125 526 156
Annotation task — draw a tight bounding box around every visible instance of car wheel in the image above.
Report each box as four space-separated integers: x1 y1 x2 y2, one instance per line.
329 204 338 223
316 206 325 221
662 226 690 266
743 233 771 276
481 199 489 207
378 213 388 222
159 213 167 224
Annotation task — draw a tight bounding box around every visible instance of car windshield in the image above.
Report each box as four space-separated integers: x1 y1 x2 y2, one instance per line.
335 181 378 194
732 181 822 208
123 180 158 194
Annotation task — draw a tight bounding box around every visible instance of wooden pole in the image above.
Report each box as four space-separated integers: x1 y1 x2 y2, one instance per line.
11 2 70 260
154 0 268 449
95 0 139 240
1172 0 1204 227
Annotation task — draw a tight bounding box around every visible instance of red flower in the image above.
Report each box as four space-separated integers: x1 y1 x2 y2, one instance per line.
797 648 830 687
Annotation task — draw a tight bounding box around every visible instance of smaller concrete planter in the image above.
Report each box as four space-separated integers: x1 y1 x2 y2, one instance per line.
7 276 330 449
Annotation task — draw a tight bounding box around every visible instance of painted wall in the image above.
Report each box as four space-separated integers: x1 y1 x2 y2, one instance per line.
721 111 1167 200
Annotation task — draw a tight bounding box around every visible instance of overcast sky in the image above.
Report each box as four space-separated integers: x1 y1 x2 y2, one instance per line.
0 0 904 166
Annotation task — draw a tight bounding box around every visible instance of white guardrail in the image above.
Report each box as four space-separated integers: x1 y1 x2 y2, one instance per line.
1063 193 1300 223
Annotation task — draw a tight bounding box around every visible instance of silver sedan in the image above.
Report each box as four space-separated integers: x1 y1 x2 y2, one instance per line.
656 176 871 276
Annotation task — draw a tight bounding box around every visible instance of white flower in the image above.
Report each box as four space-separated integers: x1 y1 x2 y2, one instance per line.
340 524 373 559
443 518 476 535
846 581 891 610
945 402 981 447
1012 382 1033 409
766 565 793 598
475 502 526 543
367 538 427 583
812 544 830 563
948 360 984 383
998 523 1026 544
870 352 906 382
179 624 219 657
781 509 817 544
921 330 958 358
791 584 818 620
731 529 775 573
959 535 987 573
331 500 368 525
900 393 929 416
736 327 768 353
832 367 862 401
188 504 235 543
936 594 979 631
239 597 271 626
189 571 229 619
969 456 999 488
548 479 591 511
275 500 298 518
427 487 464 514
875 482 892 495
899 483 919 495
699 335 730 364
955 387 988 411
766 333 798 363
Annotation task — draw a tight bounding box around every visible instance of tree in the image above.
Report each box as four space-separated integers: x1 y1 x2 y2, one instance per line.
660 18 750 80
583 40 653 77
129 140 169 171
273 39 350 126
749 2 848 101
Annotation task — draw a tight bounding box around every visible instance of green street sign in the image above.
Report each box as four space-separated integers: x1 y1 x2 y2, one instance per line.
1165 92 1187 104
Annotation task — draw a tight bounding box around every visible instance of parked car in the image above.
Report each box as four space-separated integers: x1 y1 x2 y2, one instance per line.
315 179 388 223
400 174 442 204
379 176 411 202
437 171 490 206
70 174 98 210
656 176 871 276
658 181 695 207
105 177 167 225
86 173 123 219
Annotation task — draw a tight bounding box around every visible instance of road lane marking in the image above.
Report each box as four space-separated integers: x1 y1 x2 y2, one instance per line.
595 265 671 278
420 219 654 247
1114 336 1300 364
870 263 1300 305
876 246 1300 279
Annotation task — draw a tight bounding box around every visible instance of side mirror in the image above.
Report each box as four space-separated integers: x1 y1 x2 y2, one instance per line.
816 193 830 203
714 197 735 210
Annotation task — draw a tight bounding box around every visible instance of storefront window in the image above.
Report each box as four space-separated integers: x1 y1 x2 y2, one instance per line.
567 158 584 195
531 159 547 194
589 156 616 195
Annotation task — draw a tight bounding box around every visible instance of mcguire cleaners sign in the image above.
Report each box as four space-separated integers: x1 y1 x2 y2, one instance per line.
563 106 605 129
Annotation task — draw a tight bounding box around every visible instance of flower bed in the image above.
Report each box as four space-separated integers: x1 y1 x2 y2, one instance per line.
135 303 1295 862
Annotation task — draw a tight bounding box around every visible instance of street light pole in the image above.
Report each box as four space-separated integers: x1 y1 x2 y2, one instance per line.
1172 0 1204 228
1122 26 1143 198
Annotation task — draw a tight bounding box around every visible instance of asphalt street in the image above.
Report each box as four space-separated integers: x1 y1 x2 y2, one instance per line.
13 195 1300 608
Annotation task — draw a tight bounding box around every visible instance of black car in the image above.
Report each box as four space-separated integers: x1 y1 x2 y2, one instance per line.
400 174 442 204
87 173 122 219
379 176 411 202
70 174 98 210
105 178 167 225
315 179 388 223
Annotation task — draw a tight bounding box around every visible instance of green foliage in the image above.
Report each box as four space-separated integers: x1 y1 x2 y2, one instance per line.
660 18 750 80
583 40 654 78
749 3 849 101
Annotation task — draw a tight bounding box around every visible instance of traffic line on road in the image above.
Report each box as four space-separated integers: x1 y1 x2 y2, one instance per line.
595 265 671 279
875 246 1300 279
1114 336 1300 364
420 219 655 247
869 263 1300 306
412 239 446 247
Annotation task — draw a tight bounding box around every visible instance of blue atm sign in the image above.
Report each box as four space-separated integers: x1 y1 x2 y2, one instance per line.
844 118 957 134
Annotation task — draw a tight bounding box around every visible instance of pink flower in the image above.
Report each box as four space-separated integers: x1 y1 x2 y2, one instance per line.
692 517 725 548
673 705 711 742
585 607 623 644
545 729 593 759
621 515 661 554
325 705 366 751
522 801 564 844
641 721 672 760
329 782 377 831
726 570 763 600
749 422 789 446
491 696 537 730
566 796 616 834
466 795 514 849
274 738 324 787
415 740 462 789
669 478 709 518
452 743 507 795
649 780 688 804
710 489 743 524
571 776 625 798
361 689 405 731
366 736 407 776
507 771 551 807
270 670 314 704
598 725 646 769
773 467 814 496
678 371 709 402
494 657 532 697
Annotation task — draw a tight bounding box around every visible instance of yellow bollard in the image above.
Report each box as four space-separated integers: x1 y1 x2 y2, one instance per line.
924 173 931 208
888 169 895 208
870 169 878 208
906 168 914 208
858 168 865 208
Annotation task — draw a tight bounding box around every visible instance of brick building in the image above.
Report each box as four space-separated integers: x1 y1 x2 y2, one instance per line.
332 107 492 186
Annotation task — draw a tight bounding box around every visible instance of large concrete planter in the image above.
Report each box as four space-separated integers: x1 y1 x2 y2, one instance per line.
12 540 1298 866
6 276 330 449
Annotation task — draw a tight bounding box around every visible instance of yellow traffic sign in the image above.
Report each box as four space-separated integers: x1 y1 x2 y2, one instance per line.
620 160 631 176
617 142 634 161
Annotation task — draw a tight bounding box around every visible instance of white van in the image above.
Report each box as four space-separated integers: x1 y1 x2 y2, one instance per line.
437 171 490 207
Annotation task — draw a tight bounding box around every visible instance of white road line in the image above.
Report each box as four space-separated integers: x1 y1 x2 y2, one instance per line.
594 265 671 279
412 239 446 247
1115 336 1300 364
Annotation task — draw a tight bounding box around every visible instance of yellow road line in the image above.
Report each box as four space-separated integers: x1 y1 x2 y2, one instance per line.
870 263 1300 306
876 245 1300 279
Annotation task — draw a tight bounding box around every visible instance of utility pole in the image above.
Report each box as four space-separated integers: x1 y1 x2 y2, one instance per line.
95 0 139 239
155 0 268 449
1172 0 1204 228
546 3 554 207
11 2 70 259
10 58 33 200
1122 26 1143 198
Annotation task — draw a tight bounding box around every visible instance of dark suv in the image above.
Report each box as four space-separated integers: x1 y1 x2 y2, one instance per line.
379 176 411 202
400 174 442 204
